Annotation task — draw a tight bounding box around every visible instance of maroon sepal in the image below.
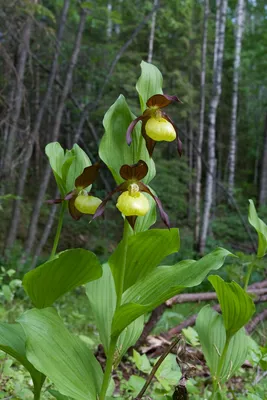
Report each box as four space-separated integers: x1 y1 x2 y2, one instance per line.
126 215 137 230
64 191 76 201
46 198 63 204
138 182 170 229
141 118 156 157
146 94 182 109
162 112 182 157
92 183 126 220
75 163 101 189
126 116 144 145
119 160 148 181
68 195 83 220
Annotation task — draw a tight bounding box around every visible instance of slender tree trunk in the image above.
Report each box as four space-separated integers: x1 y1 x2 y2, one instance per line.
199 0 228 254
195 0 209 244
1 15 33 187
228 0 245 196
107 1 113 38
147 0 159 63
5 0 70 251
23 9 87 257
259 113 267 206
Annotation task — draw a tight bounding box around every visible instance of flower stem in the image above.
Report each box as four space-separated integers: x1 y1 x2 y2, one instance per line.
99 219 131 400
49 201 66 260
244 261 254 291
211 336 230 398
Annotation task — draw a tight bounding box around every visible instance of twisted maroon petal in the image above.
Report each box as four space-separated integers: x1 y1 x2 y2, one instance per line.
46 198 63 204
138 182 170 229
126 116 144 145
161 112 182 156
92 183 127 220
120 160 148 181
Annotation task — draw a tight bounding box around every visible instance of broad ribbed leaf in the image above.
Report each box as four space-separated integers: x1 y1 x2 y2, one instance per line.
111 248 232 336
18 308 102 400
109 228 179 294
46 142 65 195
86 264 144 357
136 61 163 112
23 249 102 308
0 323 45 396
99 94 155 185
65 144 91 192
196 305 249 383
208 275 255 338
248 199 267 258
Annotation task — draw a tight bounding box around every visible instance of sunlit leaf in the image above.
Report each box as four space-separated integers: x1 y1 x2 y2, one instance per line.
248 199 267 258
111 248 232 336
136 61 163 112
109 228 179 294
23 249 102 308
196 305 249 383
18 308 102 400
99 94 155 185
208 275 255 338
0 323 45 396
86 264 144 358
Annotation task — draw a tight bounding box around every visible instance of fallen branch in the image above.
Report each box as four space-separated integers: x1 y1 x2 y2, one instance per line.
246 308 267 334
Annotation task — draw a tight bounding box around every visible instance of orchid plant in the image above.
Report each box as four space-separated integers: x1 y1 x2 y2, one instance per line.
0 62 265 400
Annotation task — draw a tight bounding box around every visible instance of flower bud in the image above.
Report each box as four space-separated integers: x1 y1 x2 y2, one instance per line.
145 117 176 142
74 194 102 214
116 191 150 217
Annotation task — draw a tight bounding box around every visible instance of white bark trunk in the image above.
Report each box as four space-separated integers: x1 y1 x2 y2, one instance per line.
195 0 209 244
199 0 228 254
147 0 159 63
107 1 113 38
228 0 245 196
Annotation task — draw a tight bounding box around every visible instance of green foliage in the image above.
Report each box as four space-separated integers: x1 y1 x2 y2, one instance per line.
136 60 163 112
23 249 102 308
196 305 249 384
18 307 103 400
248 199 267 258
208 275 256 338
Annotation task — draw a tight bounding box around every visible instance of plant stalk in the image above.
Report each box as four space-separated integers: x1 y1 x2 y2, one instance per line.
212 336 230 398
99 219 130 400
49 201 66 259
244 261 254 291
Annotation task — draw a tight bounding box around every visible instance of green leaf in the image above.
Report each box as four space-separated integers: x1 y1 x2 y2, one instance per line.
196 305 249 383
18 308 103 400
208 275 255 338
136 61 163 112
23 249 102 308
65 144 91 192
133 349 151 373
0 323 45 396
111 248 232 336
46 142 65 195
86 264 144 358
248 199 267 258
49 389 72 400
109 228 179 294
99 94 155 185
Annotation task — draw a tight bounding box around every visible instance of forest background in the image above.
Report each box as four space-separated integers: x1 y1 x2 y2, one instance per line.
0 0 267 264
1 0 267 397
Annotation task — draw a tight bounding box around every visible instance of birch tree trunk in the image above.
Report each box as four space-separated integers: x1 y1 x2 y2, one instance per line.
194 0 209 244
1 14 33 188
5 0 70 251
147 0 159 63
23 9 87 258
228 0 245 196
107 1 113 38
259 113 267 206
199 0 228 254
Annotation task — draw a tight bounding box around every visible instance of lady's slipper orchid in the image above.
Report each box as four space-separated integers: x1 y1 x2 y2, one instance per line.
126 94 183 156
93 160 170 229
47 164 101 220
